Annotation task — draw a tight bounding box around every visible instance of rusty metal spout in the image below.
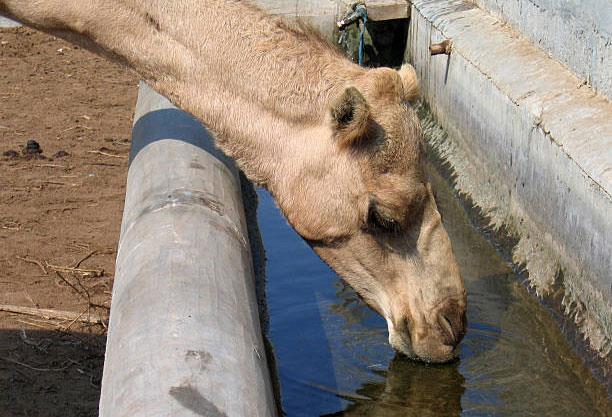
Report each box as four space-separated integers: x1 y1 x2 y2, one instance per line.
430 39 453 55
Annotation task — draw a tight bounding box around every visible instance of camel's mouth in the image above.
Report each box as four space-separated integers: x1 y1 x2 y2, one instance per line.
395 347 461 364
388 326 461 364
384 296 466 364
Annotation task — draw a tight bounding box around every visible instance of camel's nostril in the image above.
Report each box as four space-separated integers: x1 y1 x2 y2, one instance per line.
438 314 457 346
437 301 467 348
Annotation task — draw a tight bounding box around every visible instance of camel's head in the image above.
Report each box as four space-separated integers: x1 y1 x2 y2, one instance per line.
274 64 466 363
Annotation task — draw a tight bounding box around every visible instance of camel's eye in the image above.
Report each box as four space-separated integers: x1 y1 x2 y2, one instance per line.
367 204 401 234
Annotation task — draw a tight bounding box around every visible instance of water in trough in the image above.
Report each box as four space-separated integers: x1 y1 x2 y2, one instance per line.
257 161 611 416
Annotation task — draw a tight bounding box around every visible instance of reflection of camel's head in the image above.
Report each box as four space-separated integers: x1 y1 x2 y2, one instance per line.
325 355 465 417
274 65 466 363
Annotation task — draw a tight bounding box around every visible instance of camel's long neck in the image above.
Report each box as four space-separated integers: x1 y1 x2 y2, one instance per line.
0 0 364 185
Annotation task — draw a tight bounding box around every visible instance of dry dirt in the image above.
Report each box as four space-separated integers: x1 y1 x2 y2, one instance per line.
0 27 138 417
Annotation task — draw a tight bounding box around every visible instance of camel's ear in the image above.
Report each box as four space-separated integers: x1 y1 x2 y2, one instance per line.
397 64 420 103
330 87 372 148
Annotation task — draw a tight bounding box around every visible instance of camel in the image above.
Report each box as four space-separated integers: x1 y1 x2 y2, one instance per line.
0 0 466 363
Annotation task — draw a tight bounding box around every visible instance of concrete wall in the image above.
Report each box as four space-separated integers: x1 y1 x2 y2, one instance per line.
406 0 611 360
472 0 612 100
254 0 341 40
250 0 409 41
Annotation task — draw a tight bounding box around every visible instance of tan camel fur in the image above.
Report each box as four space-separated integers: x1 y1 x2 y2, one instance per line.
1 0 466 363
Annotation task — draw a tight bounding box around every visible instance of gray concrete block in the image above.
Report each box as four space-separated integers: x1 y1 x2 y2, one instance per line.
407 0 611 358
251 0 341 40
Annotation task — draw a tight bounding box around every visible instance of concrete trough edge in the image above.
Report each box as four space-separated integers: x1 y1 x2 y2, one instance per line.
99 83 278 417
406 0 612 362
471 0 612 101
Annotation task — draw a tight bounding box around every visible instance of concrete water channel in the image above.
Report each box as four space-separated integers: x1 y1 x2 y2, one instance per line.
258 159 611 416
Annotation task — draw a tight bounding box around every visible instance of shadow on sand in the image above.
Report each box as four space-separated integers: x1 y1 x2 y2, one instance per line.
0 328 105 417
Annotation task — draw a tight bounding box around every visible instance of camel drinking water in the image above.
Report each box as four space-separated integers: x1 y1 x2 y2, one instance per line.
0 0 466 363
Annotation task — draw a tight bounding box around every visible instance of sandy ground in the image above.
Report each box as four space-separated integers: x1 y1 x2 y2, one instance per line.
0 27 138 416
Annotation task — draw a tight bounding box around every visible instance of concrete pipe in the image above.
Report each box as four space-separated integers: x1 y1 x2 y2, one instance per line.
0 15 21 27
99 83 277 417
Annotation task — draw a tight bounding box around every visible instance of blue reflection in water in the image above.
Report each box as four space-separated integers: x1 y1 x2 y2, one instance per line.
256 188 345 415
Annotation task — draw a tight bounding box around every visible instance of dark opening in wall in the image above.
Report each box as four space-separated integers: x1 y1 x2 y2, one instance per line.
340 18 409 68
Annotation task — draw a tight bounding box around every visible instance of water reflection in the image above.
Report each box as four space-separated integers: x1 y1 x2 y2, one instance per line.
257 161 611 417
324 355 465 417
